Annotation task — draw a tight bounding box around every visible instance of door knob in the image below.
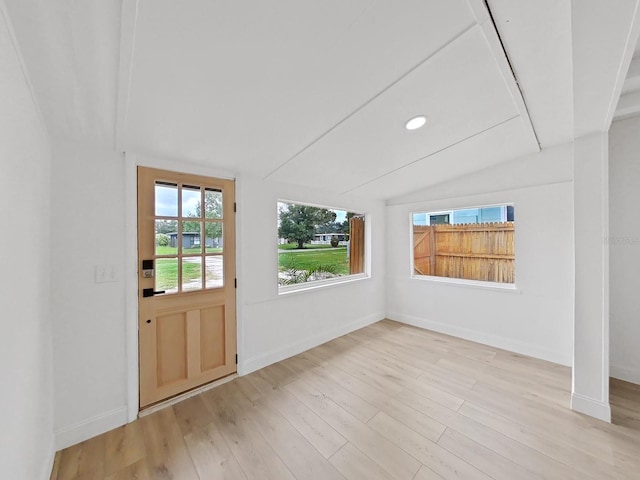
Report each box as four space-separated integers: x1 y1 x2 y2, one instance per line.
142 288 165 297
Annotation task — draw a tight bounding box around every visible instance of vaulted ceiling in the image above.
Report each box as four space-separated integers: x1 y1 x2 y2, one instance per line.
2 0 616 199
614 37 640 120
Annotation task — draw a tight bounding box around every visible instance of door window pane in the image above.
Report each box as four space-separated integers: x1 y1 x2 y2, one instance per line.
206 256 224 289
155 182 178 216
155 219 178 255
152 179 230 294
182 257 203 291
182 221 202 254
182 185 201 218
204 188 223 219
156 257 178 294
205 222 223 253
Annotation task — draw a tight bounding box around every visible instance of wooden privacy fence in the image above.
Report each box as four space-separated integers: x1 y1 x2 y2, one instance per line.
413 222 515 283
349 216 365 274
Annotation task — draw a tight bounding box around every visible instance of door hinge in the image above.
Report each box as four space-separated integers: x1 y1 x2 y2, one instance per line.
234 278 237 288
234 202 237 213
235 353 238 364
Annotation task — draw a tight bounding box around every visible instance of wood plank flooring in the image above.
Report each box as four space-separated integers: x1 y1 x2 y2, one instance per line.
52 320 640 480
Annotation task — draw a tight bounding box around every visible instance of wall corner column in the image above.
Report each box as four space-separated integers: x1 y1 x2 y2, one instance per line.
571 132 611 422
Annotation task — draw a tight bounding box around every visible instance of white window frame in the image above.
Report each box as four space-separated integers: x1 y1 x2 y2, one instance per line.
409 202 518 292
277 199 370 295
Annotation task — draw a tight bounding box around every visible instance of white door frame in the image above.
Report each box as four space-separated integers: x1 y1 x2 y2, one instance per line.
123 152 244 421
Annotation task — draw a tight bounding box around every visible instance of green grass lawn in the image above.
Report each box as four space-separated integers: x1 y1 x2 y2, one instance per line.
156 246 223 255
155 258 201 290
278 243 338 250
278 247 349 275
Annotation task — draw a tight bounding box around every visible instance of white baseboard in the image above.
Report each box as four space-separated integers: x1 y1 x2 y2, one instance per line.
571 392 612 422
55 406 128 450
611 365 640 385
240 312 384 375
387 311 572 367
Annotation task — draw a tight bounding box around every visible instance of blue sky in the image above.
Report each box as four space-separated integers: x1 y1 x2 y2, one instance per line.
157 189 349 223
155 185 201 217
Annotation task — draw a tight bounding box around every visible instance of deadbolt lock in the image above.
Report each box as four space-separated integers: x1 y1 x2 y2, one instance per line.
142 259 154 278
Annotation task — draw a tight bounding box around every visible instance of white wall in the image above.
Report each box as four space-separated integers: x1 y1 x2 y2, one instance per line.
385 144 575 366
237 174 386 373
0 3 54 478
50 149 386 448
50 139 128 449
610 115 640 384
572 132 611 421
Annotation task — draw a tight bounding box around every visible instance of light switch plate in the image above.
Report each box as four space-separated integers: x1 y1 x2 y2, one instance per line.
95 265 118 283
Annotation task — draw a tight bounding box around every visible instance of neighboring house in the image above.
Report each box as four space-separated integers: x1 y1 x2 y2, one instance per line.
167 232 217 248
413 206 515 226
312 233 349 244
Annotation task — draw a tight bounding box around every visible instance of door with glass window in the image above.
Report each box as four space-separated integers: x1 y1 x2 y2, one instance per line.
137 167 236 408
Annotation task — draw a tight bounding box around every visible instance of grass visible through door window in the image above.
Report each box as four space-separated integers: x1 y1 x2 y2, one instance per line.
156 258 200 291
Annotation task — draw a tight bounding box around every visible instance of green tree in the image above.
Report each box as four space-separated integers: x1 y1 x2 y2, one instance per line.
315 213 355 235
155 219 177 234
316 221 342 234
343 212 355 235
155 233 169 247
278 204 336 249
184 191 223 243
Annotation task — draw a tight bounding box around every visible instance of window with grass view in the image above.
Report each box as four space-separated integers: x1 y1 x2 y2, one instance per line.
154 182 224 293
412 205 515 284
278 202 365 288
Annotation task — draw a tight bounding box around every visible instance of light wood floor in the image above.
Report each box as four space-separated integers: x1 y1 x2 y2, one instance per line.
51 320 640 480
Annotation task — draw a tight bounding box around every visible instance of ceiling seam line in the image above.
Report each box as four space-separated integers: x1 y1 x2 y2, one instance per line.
116 0 141 153
483 0 541 149
341 115 520 195
261 20 479 180
387 178 573 207
605 0 640 128
0 4 48 137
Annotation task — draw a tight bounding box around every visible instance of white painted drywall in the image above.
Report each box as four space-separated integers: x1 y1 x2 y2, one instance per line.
50 139 129 449
237 174 386 373
4 0 121 148
386 144 575 366
571 0 640 136
609 115 640 384
50 148 386 447
569 0 640 422
572 132 611 422
0 3 54 478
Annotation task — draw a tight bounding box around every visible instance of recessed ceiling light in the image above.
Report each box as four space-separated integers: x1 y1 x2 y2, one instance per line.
405 115 428 131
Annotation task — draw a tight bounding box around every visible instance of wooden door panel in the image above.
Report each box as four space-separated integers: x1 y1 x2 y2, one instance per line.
138 167 236 408
200 306 225 371
156 312 188 386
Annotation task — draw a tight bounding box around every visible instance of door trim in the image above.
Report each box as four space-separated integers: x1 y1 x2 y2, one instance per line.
124 152 243 422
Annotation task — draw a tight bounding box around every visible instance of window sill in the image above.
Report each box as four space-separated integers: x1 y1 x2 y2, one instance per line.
278 273 370 296
410 275 521 293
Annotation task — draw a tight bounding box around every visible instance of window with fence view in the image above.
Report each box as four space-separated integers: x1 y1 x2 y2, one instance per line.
412 205 515 284
278 202 365 288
